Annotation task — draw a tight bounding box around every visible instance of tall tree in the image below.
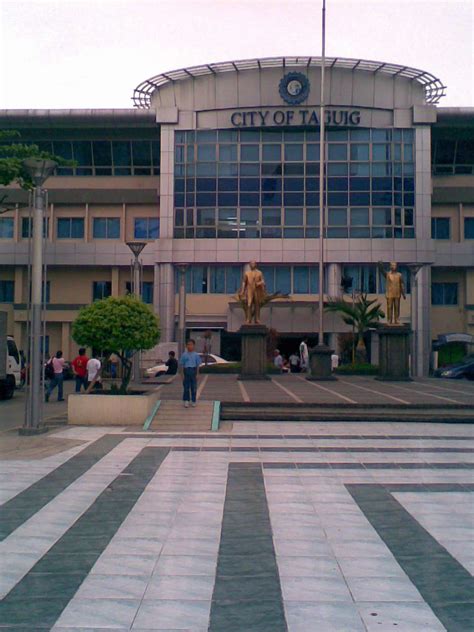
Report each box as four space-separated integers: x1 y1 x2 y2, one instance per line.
325 293 385 363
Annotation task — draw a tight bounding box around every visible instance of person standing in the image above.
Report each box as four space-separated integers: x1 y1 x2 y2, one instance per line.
289 351 300 373
299 338 309 372
71 348 89 393
86 353 102 390
179 339 201 408
45 350 65 402
109 352 119 379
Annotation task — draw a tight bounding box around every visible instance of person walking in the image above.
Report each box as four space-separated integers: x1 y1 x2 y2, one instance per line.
179 339 201 408
86 353 102 390
45 350 65 402
299 338 309 372
71 348 89 393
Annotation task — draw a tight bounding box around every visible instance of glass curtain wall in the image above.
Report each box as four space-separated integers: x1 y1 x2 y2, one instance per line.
174 128 415 239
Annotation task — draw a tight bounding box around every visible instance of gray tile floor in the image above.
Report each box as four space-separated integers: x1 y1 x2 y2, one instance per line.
0 421 473 631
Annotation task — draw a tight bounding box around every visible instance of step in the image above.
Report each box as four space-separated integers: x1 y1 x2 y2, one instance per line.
150 400 214 431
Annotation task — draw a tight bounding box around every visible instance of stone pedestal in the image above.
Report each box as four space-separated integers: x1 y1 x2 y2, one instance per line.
306 344 336 381
238 324 270 380
376 325 412 381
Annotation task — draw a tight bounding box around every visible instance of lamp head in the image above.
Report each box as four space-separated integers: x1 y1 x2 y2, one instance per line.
126 241 147 258
23 159 57 186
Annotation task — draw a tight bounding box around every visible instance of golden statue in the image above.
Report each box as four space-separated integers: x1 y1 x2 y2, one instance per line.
239 261 266 324
377 261 406 325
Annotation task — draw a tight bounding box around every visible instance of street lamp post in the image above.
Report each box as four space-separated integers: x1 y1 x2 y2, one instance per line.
20 159 57 436
126 241 147 383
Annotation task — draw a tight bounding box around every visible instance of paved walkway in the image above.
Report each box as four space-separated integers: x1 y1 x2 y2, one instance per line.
0 420 473 631
157 373 474 406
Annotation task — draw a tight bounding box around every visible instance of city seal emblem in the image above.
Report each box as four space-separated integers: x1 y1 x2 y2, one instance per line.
278 72 310 105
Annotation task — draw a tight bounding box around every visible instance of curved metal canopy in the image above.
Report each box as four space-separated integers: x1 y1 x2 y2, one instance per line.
132 56 446 109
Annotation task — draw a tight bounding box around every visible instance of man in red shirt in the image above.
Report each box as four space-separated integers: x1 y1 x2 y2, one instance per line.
71 348 89 393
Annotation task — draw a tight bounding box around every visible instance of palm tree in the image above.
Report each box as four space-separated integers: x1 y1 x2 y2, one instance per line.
325 293 385 363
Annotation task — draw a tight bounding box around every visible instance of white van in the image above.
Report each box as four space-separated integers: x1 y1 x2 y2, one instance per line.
0 311 21 400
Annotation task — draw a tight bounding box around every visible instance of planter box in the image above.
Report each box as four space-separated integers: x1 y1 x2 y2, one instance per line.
68 388 161 426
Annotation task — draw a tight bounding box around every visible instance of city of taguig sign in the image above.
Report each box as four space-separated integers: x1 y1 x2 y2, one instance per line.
230 108 361 128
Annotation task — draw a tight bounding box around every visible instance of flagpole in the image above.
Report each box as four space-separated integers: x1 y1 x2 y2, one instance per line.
318 0 326 345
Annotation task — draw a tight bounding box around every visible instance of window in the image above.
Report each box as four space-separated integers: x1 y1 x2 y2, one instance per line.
432 282 458 305
465 218 474 239
125 281 153 303
342 265 377 293
22 217 49 239
175 128 415 239
134 217 160 240
93 217 120 239
57 218 84 239
209 266 242 293
0 280 14 302
92 281 112 301
0 218 14 239
431 217 450 240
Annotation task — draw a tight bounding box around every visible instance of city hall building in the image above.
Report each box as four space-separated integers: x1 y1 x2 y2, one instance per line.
0 56 473 375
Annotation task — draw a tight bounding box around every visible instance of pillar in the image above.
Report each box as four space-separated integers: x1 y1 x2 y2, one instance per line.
416 266 431 376
154 263 175 343
111 267 120 297
61 322 71 361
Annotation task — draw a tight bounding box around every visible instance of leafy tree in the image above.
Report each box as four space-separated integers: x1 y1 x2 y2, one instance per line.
325 293 384 363
72 295 160 393
0 130 71 209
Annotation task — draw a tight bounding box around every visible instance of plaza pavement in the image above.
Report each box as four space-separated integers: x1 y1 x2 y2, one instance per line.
0 413 473 631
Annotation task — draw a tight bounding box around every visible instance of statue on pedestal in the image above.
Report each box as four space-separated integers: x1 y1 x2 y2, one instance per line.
239 260 266 324
377 261 406 325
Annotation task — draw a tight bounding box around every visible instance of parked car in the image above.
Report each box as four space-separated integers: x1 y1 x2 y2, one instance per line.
145 353 230 377
434 355 474 380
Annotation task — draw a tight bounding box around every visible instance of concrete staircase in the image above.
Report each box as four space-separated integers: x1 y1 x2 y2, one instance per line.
149 400 214 432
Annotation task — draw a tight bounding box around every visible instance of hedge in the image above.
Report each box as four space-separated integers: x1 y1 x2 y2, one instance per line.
334 363 379 375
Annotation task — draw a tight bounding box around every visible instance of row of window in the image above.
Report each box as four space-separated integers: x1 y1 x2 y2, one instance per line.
432 217 474 240
431 138 474 175
20 140 160 176
174 207 415 239
0 217 160 240
175 128 415 143
0 280 153 304
0 277 460 306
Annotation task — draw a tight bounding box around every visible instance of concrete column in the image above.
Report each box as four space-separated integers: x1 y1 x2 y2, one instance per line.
61 322 71 360
326 263 342 298
111 267 120 297
159 126 175 240
155 263 175 343
14 267 24 303
416 266 431 376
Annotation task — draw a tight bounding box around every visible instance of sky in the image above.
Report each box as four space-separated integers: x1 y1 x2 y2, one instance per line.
0 0 473 110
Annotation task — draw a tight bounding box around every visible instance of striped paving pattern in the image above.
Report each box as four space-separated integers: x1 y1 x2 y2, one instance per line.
0 421 473 631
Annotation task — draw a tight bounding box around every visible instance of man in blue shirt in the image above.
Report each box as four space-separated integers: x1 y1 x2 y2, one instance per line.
179 339 201 408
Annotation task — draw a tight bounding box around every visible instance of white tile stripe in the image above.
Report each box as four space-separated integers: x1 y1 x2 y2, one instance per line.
387 382 464 405
55 451 227 630
196 374 209 400
237 379 250 402
272 378 304 403
298 376 357 404
0 439 150 599
338 379 410 404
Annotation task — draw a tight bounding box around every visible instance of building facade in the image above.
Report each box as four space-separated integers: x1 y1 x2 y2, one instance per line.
0 57 473 374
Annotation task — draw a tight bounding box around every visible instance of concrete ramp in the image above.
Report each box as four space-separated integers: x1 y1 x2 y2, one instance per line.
148 400 215 432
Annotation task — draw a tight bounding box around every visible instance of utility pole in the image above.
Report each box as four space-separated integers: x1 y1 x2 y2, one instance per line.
20 159 57 435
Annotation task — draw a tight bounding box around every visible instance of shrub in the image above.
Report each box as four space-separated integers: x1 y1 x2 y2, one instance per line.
335 363 379 375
